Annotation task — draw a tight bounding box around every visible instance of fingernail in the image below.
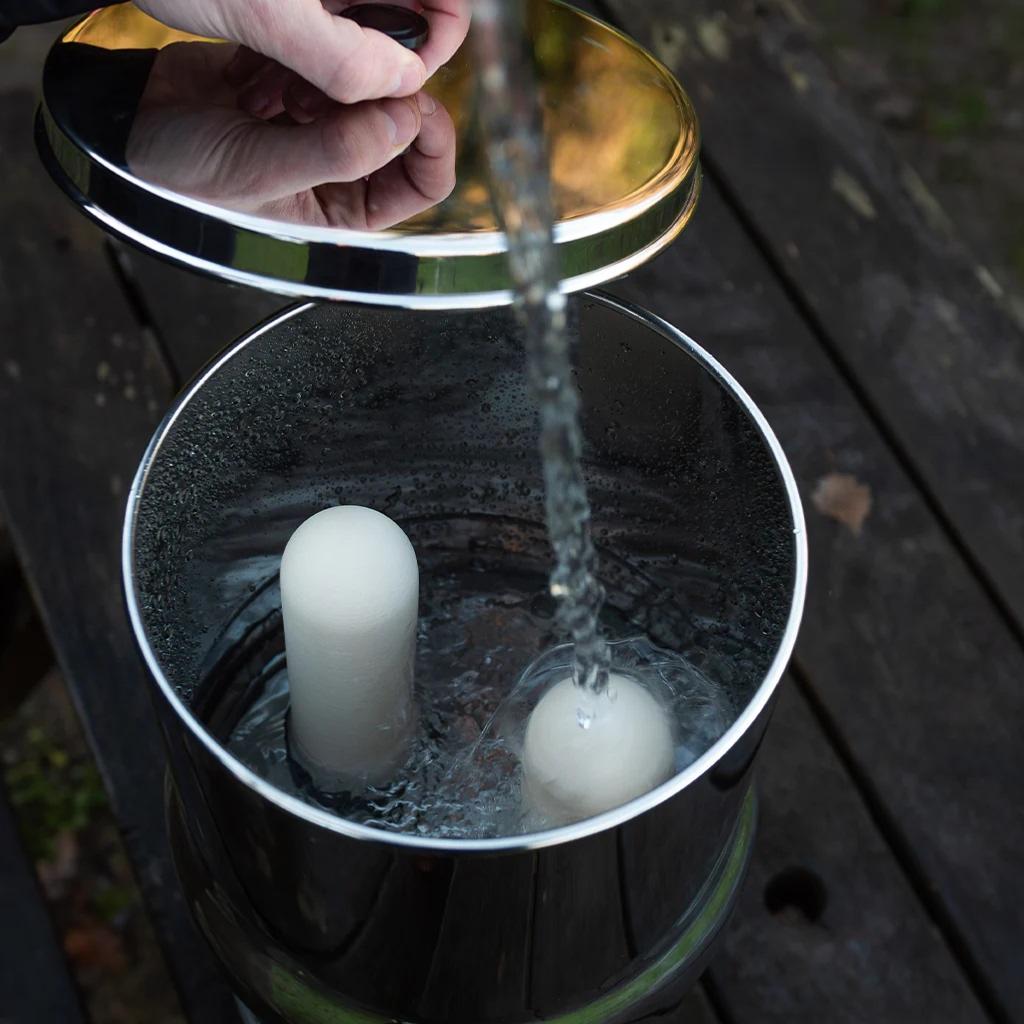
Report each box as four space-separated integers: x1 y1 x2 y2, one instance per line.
383 99 419 147
399 61 425 95
416 92 436 116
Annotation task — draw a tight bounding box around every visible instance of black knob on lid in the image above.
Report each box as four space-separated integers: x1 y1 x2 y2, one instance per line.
340 4 429 51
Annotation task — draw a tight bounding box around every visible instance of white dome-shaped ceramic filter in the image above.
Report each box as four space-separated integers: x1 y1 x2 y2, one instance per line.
281 506 418 791
522 674 676 828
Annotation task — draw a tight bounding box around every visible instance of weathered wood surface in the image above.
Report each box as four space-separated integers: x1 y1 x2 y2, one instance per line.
599 0 1024 643
612 181 1024 1022
113 244 285 387
0 91 237 1024
0 526 52 718
2 3 1022 1020
0 780 86 1024
711 682 988 1024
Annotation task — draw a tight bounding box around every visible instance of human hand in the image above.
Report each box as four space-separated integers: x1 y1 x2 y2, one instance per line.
134 0 470 110
126 42 456 229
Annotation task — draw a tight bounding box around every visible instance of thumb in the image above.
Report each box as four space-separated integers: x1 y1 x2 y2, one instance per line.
244 0 427 104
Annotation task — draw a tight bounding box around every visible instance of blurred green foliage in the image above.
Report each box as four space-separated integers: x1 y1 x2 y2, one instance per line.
899 0 960 19
92 875 137 925
6 725 107 861
926 88 990 140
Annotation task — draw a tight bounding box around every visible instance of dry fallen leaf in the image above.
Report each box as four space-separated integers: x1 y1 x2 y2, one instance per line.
812 472 872 535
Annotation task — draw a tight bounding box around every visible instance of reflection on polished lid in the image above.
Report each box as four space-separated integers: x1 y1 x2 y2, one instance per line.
38 0 700 309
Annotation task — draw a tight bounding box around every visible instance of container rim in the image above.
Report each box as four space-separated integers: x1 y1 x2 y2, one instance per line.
122 291 807 853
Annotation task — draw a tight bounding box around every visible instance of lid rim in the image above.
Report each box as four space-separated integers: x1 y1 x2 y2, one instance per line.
37 105 701 310
40 0 702 309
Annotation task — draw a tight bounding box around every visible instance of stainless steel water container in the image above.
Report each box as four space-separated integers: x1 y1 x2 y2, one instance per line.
124 293 806 1024
38 6 806 1018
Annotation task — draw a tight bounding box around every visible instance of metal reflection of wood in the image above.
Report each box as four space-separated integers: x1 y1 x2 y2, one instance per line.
63 2 217 49
388 0 698 232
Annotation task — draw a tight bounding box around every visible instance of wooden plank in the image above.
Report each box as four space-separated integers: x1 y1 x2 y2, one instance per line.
112 245 285 387
0 525 53 717
54 19 1015 1019
598 0 1024 651
610 182 1024 1021
709 682 988 1024
0 90 237 1023
0 780 87 1024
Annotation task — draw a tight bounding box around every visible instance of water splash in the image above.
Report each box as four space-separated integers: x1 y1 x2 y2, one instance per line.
223 558 732 839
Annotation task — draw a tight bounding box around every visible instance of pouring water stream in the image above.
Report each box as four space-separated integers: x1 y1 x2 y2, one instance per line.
471 0 612 706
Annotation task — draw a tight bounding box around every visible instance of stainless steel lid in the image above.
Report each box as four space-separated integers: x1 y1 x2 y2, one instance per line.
37 0 700 309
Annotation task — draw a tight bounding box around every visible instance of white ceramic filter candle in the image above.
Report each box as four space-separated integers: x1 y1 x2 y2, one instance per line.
522 673 675 827
281 506 418 791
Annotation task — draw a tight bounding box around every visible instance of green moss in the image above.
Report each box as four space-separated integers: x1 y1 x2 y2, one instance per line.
93 879 137 924
900 0 959 18
5 727 107 861
925 88 990 140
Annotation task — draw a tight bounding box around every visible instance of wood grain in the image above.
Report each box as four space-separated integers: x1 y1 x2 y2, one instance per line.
0 781 86 1024
0 524 53 716
122 198 1011 1022
0 90 236 1024
610 181 1023 1021
5 5 1021 1018
599 0 1024 643
112 245 285 387
710 682 988 1023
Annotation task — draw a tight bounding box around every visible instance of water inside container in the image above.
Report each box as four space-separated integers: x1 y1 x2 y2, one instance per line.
214 515 733 838
131 285 795 848
132 293 795 838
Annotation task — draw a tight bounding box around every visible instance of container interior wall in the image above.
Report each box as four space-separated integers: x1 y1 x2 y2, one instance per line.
132 297 795 732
